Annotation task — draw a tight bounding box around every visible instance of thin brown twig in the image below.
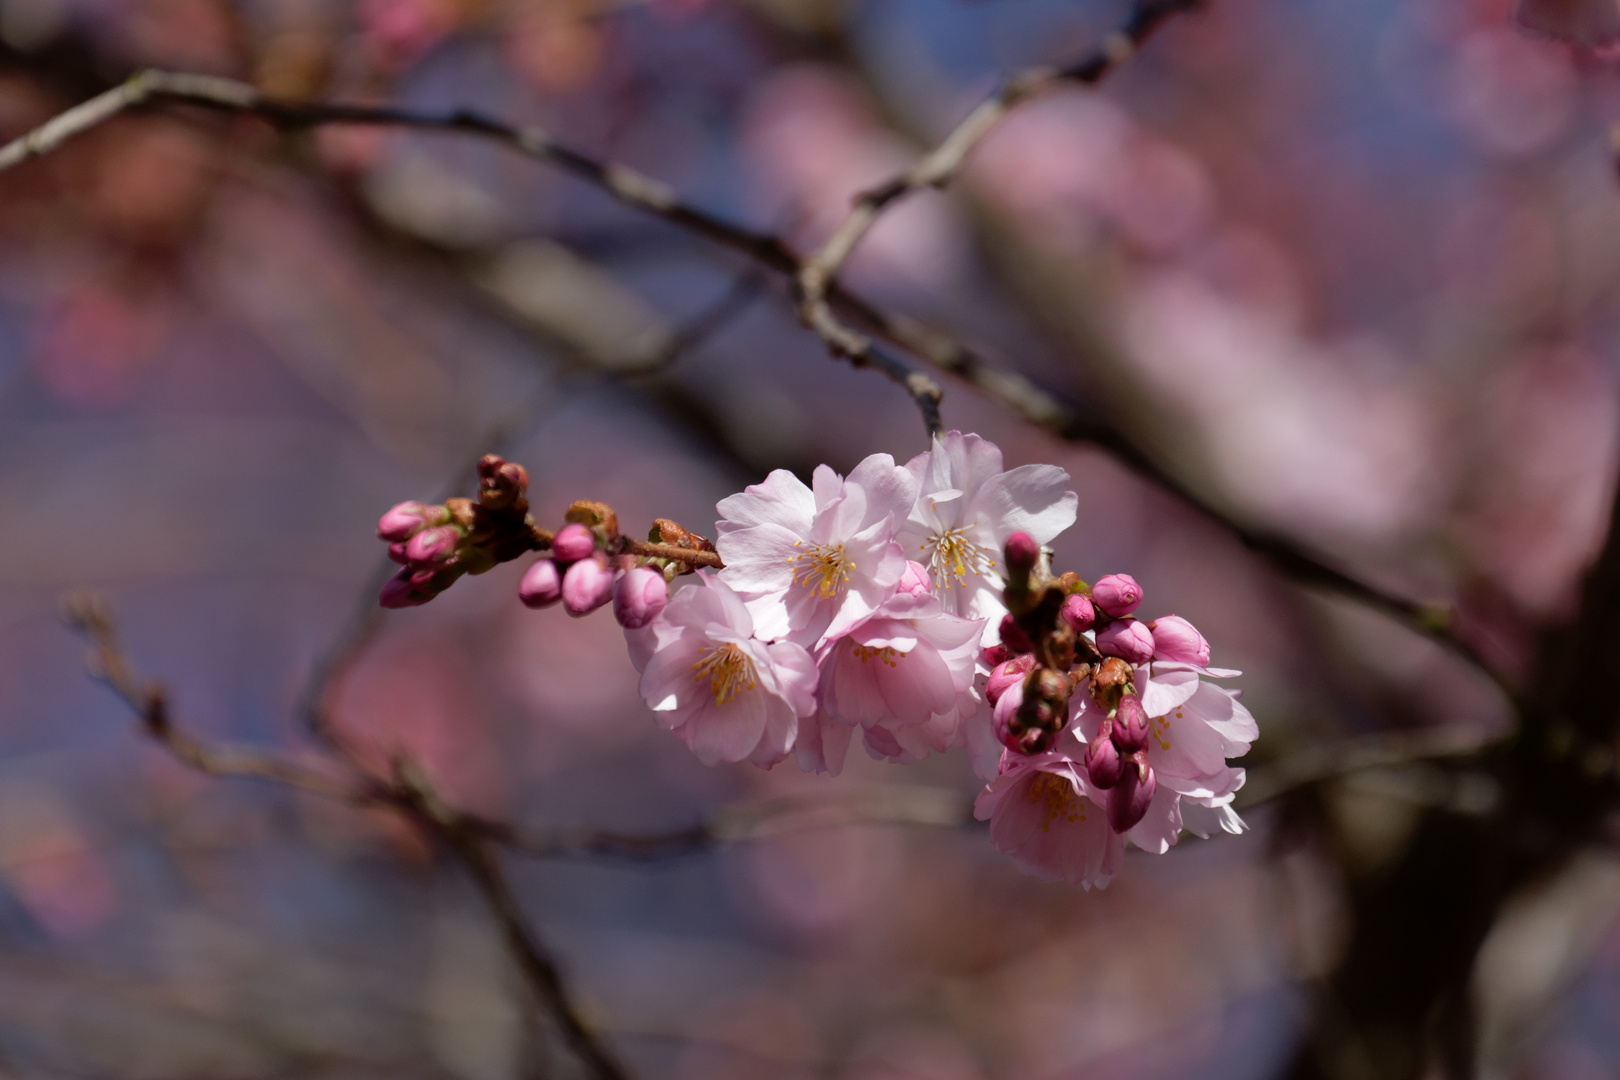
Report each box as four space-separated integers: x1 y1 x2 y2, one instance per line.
64 593 368 802
0 63 1512 694
795 0 1198 399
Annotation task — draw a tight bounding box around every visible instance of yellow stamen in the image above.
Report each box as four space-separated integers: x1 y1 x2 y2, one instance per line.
1152 714 1172 751
691 643 757 705
790 541 853 597
851 644 907 668
1025 772 1084 832
923 523 993 588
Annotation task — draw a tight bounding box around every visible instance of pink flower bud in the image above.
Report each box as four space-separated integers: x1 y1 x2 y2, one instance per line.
1091 573 1142 618
1096 618 1154 665
1149 614 1210 667
981 643 1011 668
561 555 616 617
552 522 596 563
378 500 441 541
998 613 1033 655
405 525 460 568
897 560 932 598
1003 531 1038 576
1086 729 1124 789
379 570 424 608
387 542 409 565
986 654 1036 706
992 678 1025 753
518 558 563 609
1060 592 1095 633
1113 693 1149 753
613 566 668 628
1107 758 1156 833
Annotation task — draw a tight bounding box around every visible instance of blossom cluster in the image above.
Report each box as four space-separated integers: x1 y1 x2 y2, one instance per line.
375 434 1256 889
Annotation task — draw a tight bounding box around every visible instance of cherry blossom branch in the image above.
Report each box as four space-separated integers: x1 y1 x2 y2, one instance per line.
0 57 1513 691
795 0 1198 378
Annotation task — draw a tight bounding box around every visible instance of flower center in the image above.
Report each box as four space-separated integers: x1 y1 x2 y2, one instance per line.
691 643 758 705
923 525 993 588
1025 771 1085 832
851 644 907 667
791 542 853 598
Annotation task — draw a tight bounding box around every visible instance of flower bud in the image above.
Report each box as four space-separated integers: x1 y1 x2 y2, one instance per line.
387 542 409 565
992 679 1036 754
1092 573 1142 618
981 643 1011 668
1149 614 1210 667
378 501 441 542
1097 618 1154 665
897 560 933 598
613 567 668 629
1060 592 1095 633
1027 667 1072 712
986 654 1036 705
562 555 616 617
379 570 423 608
406 525 461 568
998 613 1033 655
1107 758 1156 833
1003 531 1038 577
1113 693 1150 753
552 522 597 563
1091 656 1133 698
1086 729 1124 788
518 558 563 609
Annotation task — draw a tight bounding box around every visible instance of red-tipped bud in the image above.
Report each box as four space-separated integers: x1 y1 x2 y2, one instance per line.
981 643 1012 668
406 525 461 568
561 555 616 617
1096 618 1154 665
998 613 1033 655
986 653 1036 706
613 567 668 629
897 560 933 598
1086 729 1124 788
378 501 443 541
1060 592 1095 633
1149 614 1210 667
552 522 596 563
379 570 425 608
1092 573 1142 618
1004 531 1038 577
1113 693 1150 753
518 558 563 609
1107 758 1156 833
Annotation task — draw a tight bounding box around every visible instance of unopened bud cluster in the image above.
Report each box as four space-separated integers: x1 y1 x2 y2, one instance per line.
372 433 1255 890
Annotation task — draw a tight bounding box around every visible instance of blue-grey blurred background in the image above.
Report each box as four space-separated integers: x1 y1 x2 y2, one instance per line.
2 0 1619 1076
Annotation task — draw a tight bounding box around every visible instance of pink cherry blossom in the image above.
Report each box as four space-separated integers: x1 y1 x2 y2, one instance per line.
634 573 817 767
807 589 983 773
973 749 1122 890
1069 664 1251 854
897 432 1077 644
715 455 917 647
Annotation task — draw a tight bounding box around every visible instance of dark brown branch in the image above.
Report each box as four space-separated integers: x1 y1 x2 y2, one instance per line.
393 764 631 1080
1 62 1512 693
795 0 1198 400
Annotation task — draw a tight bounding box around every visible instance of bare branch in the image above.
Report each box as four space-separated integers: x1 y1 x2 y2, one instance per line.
63 593 369 802
793 0 1197 434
